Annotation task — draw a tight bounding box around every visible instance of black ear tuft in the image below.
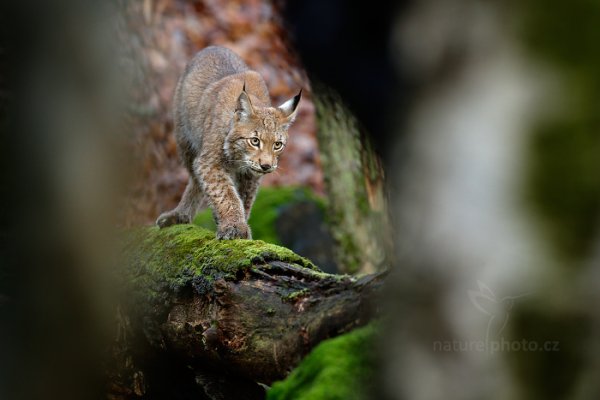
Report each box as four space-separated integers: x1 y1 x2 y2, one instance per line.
278 89 302 120
292 89 302 110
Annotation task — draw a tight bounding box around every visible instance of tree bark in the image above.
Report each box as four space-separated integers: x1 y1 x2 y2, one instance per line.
108 224 385 399
313 87 393 274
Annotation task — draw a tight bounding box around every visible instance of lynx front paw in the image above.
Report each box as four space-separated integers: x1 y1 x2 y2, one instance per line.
156 211 191 229
216 223 252 240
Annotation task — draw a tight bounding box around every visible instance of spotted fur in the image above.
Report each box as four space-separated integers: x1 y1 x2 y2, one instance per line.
156 46 301 239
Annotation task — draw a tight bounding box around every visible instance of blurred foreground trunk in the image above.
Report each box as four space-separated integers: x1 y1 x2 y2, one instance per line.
107 225 384 399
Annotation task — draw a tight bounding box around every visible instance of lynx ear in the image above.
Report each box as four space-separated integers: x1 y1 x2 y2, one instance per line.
235 87 254 121
278 89 302 123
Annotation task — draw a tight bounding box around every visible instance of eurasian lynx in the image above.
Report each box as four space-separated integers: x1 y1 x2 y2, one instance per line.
156 46 301 239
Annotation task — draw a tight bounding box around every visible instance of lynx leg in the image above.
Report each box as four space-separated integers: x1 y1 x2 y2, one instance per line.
156 176 205 228
195 157 250 239
238 175 262 221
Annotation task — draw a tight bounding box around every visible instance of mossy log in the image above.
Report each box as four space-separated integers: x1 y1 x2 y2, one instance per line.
112 225 384 398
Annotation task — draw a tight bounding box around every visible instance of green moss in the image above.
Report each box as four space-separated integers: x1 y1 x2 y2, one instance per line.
193 186 326 245
192 209 217 232
267 324 377 400
123 224 318 311
283 288 310 302
336 233 361 274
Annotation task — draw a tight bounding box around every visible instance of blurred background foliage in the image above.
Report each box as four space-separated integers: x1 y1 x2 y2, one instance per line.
519 0 600 262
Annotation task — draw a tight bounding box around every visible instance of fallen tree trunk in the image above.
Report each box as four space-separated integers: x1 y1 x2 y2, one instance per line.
110 224 385 399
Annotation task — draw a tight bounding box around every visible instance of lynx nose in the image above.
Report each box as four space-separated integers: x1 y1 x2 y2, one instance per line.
260 163 271 172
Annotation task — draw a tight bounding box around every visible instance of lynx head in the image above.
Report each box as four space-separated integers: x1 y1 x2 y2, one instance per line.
225 88 301 176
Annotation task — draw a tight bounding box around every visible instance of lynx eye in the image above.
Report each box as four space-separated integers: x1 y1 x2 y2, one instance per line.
249 137 260 147
273 141 284 150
